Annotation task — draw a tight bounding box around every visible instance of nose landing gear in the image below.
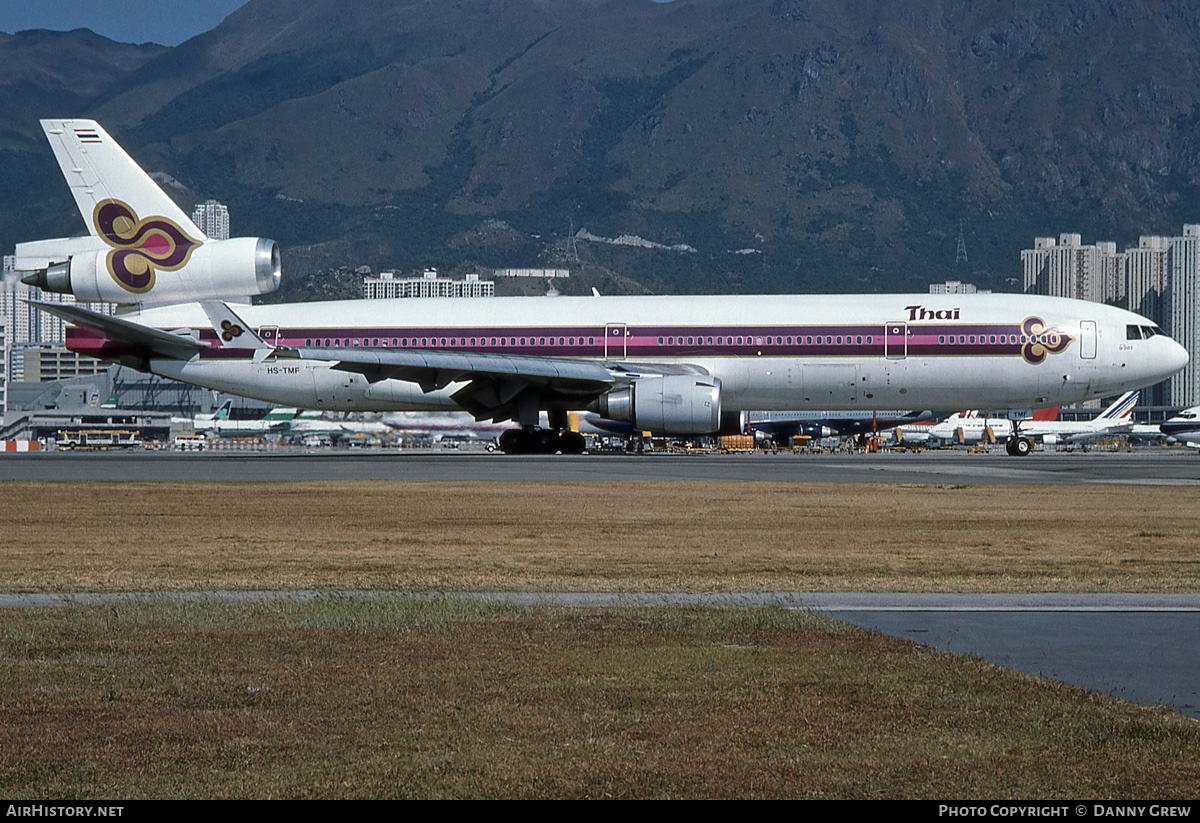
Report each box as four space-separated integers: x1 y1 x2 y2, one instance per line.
1005 420 1034 457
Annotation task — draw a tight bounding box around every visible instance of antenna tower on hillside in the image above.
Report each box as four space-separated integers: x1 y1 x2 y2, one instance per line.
567 217 579 263
955 219 968 265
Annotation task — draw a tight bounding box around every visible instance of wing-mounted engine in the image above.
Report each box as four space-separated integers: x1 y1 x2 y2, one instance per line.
591 375 723 435
19 236 280 306
798 422 837 439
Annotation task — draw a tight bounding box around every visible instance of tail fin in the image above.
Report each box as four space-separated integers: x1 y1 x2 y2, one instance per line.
40 119 206 241
1098 391 1139 420
214 400 233 420
1030 406 1060 422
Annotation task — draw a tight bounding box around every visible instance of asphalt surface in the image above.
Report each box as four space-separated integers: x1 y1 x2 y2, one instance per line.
2 447 1200 484
2 448 1198 718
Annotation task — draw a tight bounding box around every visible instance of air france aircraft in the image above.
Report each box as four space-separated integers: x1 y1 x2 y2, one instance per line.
14 119 1190 454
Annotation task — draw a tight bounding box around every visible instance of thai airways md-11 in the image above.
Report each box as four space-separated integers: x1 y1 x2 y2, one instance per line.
15 119 1189 454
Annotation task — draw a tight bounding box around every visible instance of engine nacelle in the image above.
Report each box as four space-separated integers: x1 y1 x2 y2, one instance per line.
592 375 722 435
22 236 280 306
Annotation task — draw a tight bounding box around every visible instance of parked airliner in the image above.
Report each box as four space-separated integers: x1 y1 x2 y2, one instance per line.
198 401 326 438
1161 406 1200 447
924 391 1140 454
14 119 1189 454
746 409 938 443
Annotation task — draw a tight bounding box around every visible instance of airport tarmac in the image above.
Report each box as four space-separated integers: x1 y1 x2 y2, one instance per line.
2 447 1200 484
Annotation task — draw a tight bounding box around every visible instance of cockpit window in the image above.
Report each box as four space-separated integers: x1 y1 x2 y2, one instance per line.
1127 325 1143 340
1142 326 1157 338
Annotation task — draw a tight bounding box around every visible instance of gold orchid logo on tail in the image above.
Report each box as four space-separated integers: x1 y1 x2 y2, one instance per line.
93 199 200 294
1021 316 1074 364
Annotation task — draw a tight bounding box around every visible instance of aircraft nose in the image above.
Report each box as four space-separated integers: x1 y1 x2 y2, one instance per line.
1165 337 1190 376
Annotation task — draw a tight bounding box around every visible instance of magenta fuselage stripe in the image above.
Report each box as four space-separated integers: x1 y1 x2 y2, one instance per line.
263 323 1030 358
69 322 1056 361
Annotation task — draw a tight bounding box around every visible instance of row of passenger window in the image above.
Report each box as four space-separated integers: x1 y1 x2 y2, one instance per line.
295 332 1050 349
657 335 875 346
302 335 601 348
938 334 1024 345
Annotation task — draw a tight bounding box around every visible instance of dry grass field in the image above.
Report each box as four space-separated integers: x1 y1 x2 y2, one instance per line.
1 480 1197 593
3 479 1199 798
3 599 1200 799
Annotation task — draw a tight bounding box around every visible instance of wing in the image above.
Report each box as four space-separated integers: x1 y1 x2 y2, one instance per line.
31 300 656 424
292 344 618 422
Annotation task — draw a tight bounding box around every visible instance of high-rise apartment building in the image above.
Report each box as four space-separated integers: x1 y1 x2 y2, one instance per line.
1 315 7 413
1123 236 1169 328
191 200 230 240
1021 234 1123 304
362 269 494 299
1168 225 1200 407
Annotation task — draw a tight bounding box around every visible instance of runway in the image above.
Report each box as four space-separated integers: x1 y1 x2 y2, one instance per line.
2 448 1197 719
2 447 1200 484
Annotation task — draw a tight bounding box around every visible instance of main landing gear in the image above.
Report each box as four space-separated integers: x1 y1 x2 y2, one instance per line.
1005 421 1033 457
498 428 587 455
496 405 586 454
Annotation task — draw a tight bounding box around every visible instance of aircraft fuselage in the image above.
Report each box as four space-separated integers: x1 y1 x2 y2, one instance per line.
71 292 1187 417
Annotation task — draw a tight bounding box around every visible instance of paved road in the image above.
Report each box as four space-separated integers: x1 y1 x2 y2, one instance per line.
2 448 1200 484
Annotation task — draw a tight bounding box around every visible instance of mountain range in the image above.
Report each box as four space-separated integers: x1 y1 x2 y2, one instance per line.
4 0 1200 298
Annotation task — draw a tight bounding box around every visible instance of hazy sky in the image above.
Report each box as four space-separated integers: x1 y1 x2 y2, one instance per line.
0 0 248 46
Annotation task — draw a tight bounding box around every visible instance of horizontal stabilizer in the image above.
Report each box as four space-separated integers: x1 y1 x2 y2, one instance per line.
26 300 206 360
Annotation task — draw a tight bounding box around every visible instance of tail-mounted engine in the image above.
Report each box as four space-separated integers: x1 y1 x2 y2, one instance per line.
20 236 280 306
591 375 723 435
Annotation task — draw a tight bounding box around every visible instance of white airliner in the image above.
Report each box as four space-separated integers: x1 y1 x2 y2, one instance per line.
194 401 326 437
923 391 1140 453
14 119 1189 454
1160 406 1200 447
745 409 938 442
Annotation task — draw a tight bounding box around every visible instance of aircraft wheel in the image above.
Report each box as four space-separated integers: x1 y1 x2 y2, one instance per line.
1013 436 1032 457
499 429 524 454
531 429 556 454
558 431 586 455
